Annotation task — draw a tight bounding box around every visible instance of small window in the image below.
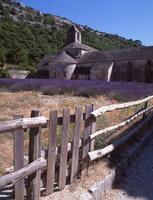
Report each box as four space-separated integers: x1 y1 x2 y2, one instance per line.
53 72 56 78
64 72 67 78
77 33 80 42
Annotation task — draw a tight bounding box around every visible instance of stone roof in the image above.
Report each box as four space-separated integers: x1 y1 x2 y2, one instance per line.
38 55 55 66
51 51 77 63
38 51 77 70
91 62 114 70
79 46 153 64
62 42 97 52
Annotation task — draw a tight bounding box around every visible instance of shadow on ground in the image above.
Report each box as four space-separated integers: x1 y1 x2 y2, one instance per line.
106 118 153 200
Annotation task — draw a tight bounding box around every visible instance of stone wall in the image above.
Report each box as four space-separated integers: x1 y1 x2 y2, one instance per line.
49 63 76 80
9 70 30 79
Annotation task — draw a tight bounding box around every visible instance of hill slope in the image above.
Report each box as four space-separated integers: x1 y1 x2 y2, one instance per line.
0 0 142 72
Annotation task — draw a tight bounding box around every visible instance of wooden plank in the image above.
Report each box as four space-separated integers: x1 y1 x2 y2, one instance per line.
0 158 46 189
90 105 153 140
90 106 96 151
13 115 24 200
57 112 86 125
59 108 70 190
46 110 58 195
27 110 42 200
0 116 47 134
70 107 82 183
91 95 153 118
82 105 93 176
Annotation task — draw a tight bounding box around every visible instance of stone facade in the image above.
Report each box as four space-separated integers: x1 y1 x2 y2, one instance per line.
37 25 153 83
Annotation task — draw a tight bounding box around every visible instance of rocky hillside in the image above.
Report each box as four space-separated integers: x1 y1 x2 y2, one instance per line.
0 0 142 73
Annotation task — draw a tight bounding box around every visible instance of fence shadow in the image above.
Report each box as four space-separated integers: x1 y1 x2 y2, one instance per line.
106 118 153 200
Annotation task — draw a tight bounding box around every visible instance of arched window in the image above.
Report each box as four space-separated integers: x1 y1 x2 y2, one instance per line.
126 62 133 81
53 72 56 78
145 60 152 83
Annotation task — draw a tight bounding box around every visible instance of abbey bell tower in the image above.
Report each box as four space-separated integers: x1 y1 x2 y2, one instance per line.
67 25 81 44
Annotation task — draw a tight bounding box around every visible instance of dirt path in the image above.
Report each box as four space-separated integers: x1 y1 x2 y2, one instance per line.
104 137 153 200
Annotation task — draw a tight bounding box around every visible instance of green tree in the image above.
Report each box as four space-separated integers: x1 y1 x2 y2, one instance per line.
43 14 55 25
1 6 10 17
0 69 10 78
8 43 29 66
0 48 6 66
0 2 3 10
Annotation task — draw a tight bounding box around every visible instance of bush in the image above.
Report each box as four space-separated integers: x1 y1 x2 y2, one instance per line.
42 85 75 96
43 14 55 25
108 92 128 102
1 6 10 17
0 69 10 78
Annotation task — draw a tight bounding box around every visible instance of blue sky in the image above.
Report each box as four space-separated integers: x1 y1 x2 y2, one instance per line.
19 0 153 46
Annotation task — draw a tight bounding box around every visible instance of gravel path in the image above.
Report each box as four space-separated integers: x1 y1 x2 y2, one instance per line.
104 137 153 200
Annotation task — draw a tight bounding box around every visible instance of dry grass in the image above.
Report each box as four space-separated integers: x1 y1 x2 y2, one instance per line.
0 91 112 121
0 134 13 175
42 160 111 200
0 91 112 175
0 80 152 197
0 91 148 175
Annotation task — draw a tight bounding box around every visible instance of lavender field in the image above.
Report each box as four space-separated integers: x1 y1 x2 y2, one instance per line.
0 78 153 101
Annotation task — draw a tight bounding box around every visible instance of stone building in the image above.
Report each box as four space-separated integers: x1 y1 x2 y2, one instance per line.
37 25 153 83
37 25 96 79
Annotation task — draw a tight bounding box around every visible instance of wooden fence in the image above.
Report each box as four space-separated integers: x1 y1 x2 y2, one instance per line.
0 96 153 199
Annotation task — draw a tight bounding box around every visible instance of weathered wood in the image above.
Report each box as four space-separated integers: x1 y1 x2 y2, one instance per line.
46 110 58 195
0 113 86 134
90 105 96 151
59 108 70 190
13 115 24 200
0 158 46 189
56 140 82 156
88 114 153 161
90 105 153 140
143 101 148 118
82 105 93 176
91 95 153 118
0 116 47 134
70 107 82 183
27 110 42 200
57 112 86 125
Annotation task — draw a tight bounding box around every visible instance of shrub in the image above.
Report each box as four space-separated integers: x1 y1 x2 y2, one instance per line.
42 84 75 96
0 69 10 78
108 92 128 102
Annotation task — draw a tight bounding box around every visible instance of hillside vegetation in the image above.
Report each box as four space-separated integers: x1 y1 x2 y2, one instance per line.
0 0 142 72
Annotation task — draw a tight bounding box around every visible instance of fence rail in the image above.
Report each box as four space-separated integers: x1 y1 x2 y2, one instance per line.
0 96 153 199
91 95 153 118
0 116 47 133
90 105 153 140
0 158 46 189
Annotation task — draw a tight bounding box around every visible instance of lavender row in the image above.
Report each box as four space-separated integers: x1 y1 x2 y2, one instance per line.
0 78 153 101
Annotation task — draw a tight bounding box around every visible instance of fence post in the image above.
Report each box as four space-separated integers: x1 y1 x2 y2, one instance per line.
143 101 148 119
27 110 42 200
81 104 94 177
59 108 70 190
13 115 24 200
46 110 58 195
90 105 96 152
70 107 82 183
